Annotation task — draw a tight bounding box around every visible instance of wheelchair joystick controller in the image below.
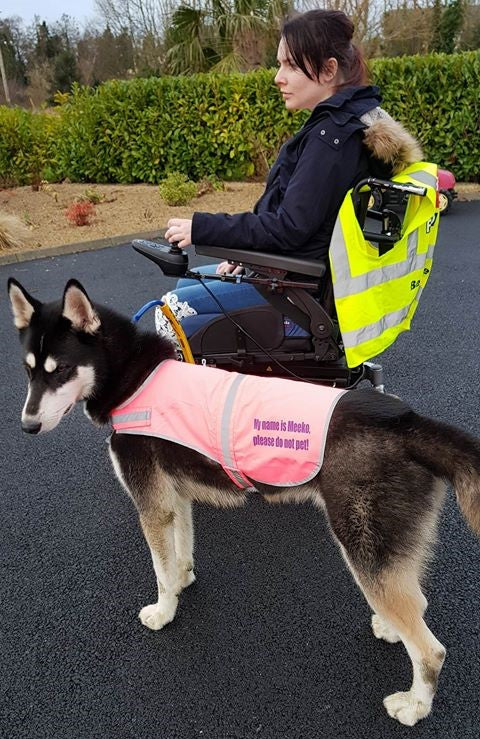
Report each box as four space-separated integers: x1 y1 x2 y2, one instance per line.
132 237 188 277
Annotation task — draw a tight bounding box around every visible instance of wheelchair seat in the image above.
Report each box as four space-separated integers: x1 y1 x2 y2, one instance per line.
133 237 373 386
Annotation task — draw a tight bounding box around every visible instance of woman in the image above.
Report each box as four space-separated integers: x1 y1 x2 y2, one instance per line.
157 9 422 338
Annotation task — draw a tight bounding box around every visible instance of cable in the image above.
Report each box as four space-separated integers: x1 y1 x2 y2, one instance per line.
188 272 325 383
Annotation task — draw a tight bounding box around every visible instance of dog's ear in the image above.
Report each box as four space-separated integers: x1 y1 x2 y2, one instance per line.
8 278 41 329
62 279 101 334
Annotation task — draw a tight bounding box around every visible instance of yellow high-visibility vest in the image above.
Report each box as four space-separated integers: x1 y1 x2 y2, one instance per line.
329 162 440 368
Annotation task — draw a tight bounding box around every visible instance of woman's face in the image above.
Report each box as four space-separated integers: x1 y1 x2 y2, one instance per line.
274 38 338 111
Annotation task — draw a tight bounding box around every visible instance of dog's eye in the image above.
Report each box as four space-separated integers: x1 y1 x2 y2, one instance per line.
55 364 70 374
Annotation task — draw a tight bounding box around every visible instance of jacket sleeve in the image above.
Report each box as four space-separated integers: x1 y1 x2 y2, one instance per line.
191 133 363 254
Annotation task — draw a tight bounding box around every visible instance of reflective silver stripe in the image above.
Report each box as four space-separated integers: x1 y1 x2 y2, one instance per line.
220 374 251 486
225 467 251 488
334 240 435 299
112 410 151 424
331 175 434 290
330 214 352 281
341 304 412 348
403 170 437 189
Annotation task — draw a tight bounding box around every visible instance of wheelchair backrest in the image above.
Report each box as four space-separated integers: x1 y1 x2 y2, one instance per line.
329 162 440 368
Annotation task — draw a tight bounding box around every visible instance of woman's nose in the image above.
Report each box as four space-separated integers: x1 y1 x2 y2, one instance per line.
274 69 284 86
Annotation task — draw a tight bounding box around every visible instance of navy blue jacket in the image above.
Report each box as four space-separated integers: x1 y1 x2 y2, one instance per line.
192 86 383 261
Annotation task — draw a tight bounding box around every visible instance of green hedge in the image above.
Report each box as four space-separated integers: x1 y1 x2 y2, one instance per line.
0 106 61 186
371 51 480 182
33 71 301 185
1 51 479 186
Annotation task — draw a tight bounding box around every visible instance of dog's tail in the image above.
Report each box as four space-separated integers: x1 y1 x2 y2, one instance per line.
406 415 480 535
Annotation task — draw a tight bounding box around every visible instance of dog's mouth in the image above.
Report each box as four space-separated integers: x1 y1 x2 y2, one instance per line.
63 403 74 416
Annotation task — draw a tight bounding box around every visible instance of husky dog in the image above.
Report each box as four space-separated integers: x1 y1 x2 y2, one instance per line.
8 277 480 727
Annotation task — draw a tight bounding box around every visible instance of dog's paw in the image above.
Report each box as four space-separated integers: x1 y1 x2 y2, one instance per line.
138 594 178 631
383 691 431 726
371 614 401 644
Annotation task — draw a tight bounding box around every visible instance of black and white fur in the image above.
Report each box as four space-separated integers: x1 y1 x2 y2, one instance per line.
8 277 480 727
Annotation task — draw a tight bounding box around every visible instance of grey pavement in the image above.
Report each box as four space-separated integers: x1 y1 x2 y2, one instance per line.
1 202 479 738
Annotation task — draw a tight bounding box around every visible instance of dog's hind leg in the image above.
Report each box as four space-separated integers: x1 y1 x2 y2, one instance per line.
370 613 401 644
173 495 196 593
371 588 427 644
346 559 445 726
138 505 179 631
371 574 444 726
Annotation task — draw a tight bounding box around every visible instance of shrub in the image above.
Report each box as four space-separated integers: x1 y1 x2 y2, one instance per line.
65 200 96 226
196 175 225 196
83 187 105 204
158 171 198 206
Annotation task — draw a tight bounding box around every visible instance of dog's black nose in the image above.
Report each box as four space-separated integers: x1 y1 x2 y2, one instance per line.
21 420 41 434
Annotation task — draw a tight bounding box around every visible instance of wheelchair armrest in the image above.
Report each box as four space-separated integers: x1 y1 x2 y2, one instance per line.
194 245 327 278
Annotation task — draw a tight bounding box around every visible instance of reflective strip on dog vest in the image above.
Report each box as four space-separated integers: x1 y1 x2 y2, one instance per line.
329 162 440 368
110 360 346 489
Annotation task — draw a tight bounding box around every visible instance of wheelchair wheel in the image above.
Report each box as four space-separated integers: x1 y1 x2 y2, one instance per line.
368 188 383 211
438 189 453 215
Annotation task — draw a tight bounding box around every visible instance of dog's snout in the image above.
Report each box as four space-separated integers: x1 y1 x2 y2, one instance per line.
21 419 42 434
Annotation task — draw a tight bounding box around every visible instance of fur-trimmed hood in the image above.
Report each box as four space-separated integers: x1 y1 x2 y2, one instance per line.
306 86 423 176
360 107 423 175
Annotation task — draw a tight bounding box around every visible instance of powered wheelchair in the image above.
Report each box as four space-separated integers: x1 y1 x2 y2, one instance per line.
132 174 435 392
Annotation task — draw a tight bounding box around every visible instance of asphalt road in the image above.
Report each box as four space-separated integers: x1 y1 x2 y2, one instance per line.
1 201 479 739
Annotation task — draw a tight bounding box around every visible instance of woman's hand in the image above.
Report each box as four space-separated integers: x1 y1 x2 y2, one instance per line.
215 261 244 276
165 218 192 248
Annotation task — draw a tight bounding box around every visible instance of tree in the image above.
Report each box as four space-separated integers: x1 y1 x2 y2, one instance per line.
94 26 120 81
0 17 27 84
33 21 63 62
381 1 433 57
164 0 294 75
430 0 444 52
76 30 99 86
25 61 54 107
441 0 465 53
459 2 480 49
53 48 79 92
430 0 466 53
91 25 135 82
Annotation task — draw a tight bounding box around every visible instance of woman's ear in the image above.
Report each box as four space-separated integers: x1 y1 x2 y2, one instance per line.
321 57 339 83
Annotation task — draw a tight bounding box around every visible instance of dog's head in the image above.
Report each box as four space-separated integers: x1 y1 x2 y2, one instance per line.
8 278 101 433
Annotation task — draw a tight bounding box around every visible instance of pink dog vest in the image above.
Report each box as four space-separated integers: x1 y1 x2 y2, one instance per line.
110 360 345 489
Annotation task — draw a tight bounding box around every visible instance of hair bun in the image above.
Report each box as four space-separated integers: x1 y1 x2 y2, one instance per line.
345 16 355 41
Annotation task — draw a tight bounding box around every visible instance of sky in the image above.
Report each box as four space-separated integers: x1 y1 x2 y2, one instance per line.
0 0 98 26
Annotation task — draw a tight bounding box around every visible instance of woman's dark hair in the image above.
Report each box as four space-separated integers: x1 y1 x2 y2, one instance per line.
281 9 369 88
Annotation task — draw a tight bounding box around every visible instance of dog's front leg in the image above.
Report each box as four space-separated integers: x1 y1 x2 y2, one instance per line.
138 508 179 630
173 496 196 594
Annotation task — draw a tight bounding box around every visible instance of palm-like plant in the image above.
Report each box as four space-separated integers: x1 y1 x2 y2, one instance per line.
164 0 294 75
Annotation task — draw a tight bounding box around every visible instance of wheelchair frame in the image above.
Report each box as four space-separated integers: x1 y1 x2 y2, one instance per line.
132 177 428 391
